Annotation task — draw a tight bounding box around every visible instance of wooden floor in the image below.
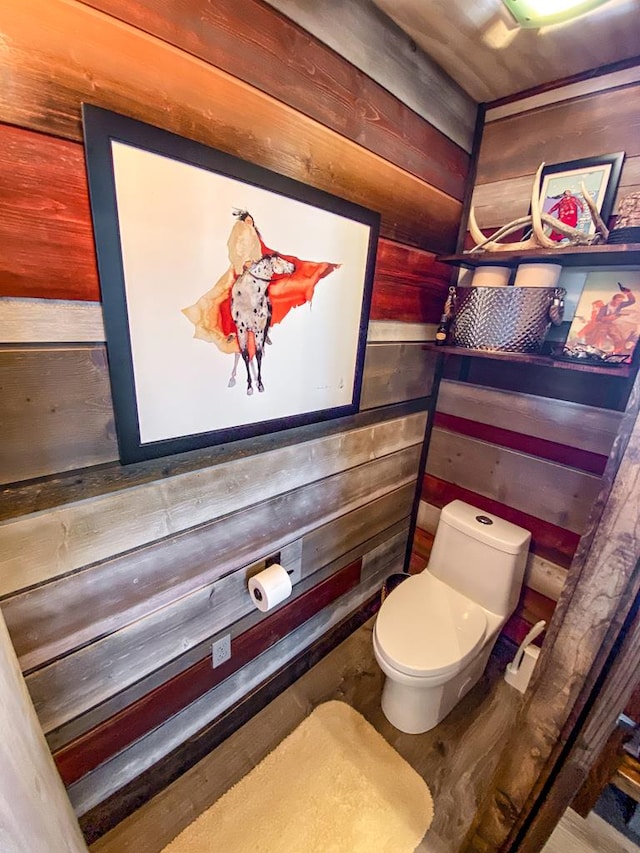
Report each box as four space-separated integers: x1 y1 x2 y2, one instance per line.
92 618 523 853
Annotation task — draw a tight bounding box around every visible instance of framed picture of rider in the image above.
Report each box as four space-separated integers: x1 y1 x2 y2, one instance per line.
563 271 640 365
535 152 624 242
82 105 380 464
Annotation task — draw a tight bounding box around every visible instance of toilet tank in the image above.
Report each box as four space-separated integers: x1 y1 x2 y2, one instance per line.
428 501 531 617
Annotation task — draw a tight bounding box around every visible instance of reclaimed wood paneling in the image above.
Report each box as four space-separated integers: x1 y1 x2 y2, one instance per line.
0 340 433 486
360 343 436 409
427 428 601 534
370 237 453 323
367 321 437 343
477 87 640 186
0 346 116 484
0 124 459 303
0 299 435 347
486 64 640 121
373 239 453 294
437 379 622 457
472 156 640 228
68 529 404 819
434 412 608 475
260 0 476 151
0 400 427 523
0 0 460 253
5 472 414 675
0 124 99 302
79 0 470 197
0 299 105 343
422 475 581 568
53 558 363 786
443 355 635 412
0 409 425 595
45 517 410 754
26 451 417 734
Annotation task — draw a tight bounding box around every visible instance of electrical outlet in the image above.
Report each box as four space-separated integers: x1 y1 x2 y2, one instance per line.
212 633 231 668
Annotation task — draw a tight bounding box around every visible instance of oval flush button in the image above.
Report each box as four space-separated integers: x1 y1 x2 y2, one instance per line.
476 515 493 525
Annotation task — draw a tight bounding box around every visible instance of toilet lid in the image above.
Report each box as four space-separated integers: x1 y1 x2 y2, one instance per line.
375 573 488 678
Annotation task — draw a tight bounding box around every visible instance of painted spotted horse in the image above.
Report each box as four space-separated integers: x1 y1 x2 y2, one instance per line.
231 253 295 395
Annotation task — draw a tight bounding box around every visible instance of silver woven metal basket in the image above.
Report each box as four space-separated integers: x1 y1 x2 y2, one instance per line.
450 286 565 353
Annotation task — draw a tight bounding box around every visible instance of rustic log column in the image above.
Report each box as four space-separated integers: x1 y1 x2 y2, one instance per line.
0 610 88 852
463 367 640 852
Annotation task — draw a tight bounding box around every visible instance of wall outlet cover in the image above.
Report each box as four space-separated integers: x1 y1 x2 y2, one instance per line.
212 633 231 668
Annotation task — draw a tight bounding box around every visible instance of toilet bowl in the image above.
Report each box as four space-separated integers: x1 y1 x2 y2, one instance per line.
373 500 530 734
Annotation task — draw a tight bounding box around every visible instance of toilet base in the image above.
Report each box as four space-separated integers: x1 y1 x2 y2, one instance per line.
379 644 494 734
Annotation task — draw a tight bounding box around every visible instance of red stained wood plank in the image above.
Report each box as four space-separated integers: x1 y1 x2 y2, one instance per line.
434 412 608 476
2 0 461 254
0 124 99 301
422 474 580 568
371 239 453 323
79 0 469 201
53 559 362 786
0 125 453 307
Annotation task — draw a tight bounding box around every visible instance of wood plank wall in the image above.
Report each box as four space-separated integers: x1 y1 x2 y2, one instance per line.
418 75 640 645
0 0 473 840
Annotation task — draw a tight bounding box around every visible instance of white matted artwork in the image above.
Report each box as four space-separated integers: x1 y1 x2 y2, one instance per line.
82 106 379 464
565 271 640 362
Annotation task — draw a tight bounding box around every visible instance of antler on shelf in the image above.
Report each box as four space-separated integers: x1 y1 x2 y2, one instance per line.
467 163 608 253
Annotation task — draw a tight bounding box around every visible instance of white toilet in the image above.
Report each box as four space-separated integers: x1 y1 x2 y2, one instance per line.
373 500 531 734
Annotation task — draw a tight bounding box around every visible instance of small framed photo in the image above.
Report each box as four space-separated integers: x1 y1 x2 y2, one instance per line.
563 271 640 364
536 152 624 242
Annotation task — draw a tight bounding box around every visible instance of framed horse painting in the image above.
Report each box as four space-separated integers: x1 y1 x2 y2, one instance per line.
82 105 380 464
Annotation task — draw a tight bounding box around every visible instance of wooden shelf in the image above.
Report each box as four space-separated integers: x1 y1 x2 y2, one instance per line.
426 343 635 377
439 243 640 269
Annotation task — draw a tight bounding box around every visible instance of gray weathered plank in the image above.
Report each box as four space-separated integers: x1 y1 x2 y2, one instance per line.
0 347 116 484
437 380 621 456
26 452 418 732
0 410 426 596
427 428 601 534
0 611 88 853
0 341 429 486
470 155 640 228
6 465 414 674
46 515 410 752
0 301 435 347
360 343 436 409
367 321 437 343
67 529 405 816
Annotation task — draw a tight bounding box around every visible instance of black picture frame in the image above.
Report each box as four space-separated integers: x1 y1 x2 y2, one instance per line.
82 105 380 465
535 152 625 238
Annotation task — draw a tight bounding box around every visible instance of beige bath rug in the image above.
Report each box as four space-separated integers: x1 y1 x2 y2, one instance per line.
162 700 433 853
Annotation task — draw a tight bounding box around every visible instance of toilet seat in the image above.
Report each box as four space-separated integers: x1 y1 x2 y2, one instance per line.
374 572 488 679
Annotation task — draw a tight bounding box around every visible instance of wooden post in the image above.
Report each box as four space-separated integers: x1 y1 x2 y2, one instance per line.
0 610 88 852
463 368 640 852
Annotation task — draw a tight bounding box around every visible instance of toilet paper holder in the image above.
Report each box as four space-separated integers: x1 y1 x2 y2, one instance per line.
251 568 293 603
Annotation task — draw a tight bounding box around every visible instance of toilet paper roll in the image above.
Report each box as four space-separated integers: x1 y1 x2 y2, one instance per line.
471 265 511 287
248 563 292 613
513 263 562 288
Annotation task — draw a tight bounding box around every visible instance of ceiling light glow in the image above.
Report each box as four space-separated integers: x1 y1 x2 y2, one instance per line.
502 0 611 27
